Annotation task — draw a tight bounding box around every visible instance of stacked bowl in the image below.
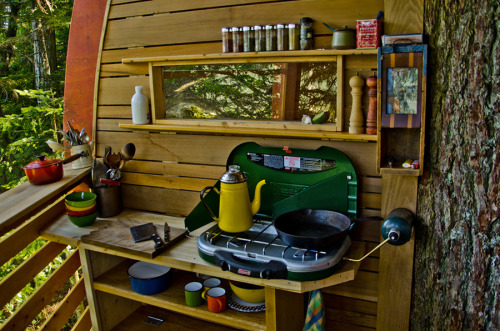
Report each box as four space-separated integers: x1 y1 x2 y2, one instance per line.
65 192 97 227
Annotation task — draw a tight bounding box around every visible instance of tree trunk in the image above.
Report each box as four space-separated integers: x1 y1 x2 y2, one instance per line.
32 19 57 90
412 0 499 330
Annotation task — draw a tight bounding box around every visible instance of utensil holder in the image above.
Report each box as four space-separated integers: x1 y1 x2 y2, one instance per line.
95 185 123 218
71 144 93 169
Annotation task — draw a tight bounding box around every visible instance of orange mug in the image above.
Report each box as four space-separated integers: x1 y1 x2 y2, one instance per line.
203 287 226 313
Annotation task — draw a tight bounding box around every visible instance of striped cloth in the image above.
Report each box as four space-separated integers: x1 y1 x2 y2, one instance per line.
303 289 325 331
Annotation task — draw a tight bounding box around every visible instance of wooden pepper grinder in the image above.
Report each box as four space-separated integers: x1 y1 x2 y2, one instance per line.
349 74 365 134
365 75 377 134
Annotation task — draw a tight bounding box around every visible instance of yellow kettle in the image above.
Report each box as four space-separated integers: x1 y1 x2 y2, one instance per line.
200 165 266 233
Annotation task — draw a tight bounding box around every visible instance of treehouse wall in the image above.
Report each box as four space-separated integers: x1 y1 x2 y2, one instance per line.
89 1 424 329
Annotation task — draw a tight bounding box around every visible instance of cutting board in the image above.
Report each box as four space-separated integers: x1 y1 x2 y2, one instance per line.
81 218 185 258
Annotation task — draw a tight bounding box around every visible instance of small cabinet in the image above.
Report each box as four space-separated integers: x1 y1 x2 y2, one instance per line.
376 44 428 176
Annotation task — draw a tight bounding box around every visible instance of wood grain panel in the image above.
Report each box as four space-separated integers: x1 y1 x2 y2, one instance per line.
122 185 199 216
344 55 378 70
326 321 374 331
384 0 424 35
323 270 378 302
122 160 225 179
95 131 379 175
98 76 150 105
97 105 131 119
109 0 282 19
358 176 382 193
326 307 377 328
103 0 383 49
100 62 149 77
121 172 216 191
323 293 377 315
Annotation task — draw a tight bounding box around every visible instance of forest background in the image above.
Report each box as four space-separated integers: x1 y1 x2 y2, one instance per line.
0 0 73 193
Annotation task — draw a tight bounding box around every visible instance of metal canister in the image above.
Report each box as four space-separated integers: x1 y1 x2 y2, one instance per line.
300 17 313 50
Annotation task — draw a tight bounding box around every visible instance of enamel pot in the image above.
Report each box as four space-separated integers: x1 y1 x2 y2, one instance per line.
23 153 82 185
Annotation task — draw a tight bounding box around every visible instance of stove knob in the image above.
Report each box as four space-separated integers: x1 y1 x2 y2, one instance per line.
219 260 229 271
262 269 272 279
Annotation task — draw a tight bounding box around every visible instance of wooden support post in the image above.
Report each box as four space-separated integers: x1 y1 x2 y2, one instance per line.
266 287 305 331
377 174 417 330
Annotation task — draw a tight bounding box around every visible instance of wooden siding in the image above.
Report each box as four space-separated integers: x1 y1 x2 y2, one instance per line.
92 0 423 329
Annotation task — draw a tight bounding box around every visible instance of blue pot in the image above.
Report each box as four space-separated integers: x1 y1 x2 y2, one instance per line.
128 261 172 295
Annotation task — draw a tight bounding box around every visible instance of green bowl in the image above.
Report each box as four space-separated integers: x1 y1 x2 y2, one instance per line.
65 192 97 208
68 211 97 227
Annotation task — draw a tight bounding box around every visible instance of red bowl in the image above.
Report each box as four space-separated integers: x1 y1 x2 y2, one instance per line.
66 204 97 217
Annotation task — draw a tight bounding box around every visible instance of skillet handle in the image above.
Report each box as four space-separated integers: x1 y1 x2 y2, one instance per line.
214 250 287 279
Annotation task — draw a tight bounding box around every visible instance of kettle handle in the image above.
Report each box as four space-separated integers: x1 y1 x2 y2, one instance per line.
200 186 219 221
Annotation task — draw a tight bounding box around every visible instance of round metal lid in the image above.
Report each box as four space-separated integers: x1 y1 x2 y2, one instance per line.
220 165 246 183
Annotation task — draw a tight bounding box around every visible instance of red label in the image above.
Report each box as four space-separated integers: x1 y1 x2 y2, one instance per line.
356 20 382 48
238 269 251 276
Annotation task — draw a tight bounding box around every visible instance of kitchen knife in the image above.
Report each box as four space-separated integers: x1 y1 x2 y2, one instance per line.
164 222 170 243
130 222 164 249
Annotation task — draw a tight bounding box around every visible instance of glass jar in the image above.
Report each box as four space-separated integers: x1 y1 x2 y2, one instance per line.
232 27 243 52
265 25 276 51
300 17 313 50
243 26 254 52
288 23 299 50
276 24 288 51
254 25 265 52
221 27 232 53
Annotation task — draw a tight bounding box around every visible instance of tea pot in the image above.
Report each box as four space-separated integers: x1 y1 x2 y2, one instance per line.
200 165 266 233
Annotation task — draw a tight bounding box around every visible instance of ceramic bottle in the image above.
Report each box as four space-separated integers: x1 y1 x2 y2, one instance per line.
131 86 150 124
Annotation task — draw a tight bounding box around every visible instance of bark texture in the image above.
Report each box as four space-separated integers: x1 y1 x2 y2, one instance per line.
413 0 499 330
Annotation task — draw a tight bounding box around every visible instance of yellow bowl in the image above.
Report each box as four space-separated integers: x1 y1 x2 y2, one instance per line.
65 202 96 212
229 281 265 304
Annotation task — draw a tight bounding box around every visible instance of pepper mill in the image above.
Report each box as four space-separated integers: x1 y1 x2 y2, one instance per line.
349 75 365 134
365 75 377 134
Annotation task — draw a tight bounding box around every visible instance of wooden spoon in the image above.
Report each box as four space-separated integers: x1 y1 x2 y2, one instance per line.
105 152 122 169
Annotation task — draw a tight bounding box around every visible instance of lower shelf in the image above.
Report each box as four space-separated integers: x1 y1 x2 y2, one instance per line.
111 305 239 330
93 260 266 331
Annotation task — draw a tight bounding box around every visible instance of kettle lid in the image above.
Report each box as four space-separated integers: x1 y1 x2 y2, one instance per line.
221 165 246 183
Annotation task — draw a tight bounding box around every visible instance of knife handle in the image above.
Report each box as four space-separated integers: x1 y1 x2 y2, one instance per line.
151 233 164 249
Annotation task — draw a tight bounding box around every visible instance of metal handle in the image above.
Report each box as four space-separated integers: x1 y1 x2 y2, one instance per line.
214 250 287 279
200 186 218 220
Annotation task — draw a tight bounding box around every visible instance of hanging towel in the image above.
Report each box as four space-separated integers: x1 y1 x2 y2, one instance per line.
303 289 325 331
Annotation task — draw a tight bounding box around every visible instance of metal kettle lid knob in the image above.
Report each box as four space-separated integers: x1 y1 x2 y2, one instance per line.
220 165 246 183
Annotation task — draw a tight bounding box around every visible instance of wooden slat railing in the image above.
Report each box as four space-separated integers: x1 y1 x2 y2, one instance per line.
0 167 90 330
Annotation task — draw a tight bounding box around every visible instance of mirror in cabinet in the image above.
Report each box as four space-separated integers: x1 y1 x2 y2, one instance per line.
161 62 337 125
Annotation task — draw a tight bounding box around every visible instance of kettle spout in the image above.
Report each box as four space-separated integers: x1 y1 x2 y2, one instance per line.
251 179 266 215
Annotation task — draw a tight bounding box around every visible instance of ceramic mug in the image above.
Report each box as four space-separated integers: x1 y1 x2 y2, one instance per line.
202 277 221 297
184 282 203 307
204 287 226 313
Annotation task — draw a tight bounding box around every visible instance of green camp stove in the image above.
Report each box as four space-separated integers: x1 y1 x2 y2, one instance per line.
186 142 358 281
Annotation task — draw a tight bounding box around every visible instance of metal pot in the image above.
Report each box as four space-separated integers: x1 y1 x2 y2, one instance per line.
273 209 382 251
127 261 172 295
331 26 356 49
23 153 82 185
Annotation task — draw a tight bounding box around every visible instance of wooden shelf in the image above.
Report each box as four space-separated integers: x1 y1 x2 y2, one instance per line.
112 305 239 330
380 167 421 176
119 122 378 142
122 49 379 65
94 261 266 331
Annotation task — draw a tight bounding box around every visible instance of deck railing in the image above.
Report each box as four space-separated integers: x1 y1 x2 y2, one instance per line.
0 167 91 330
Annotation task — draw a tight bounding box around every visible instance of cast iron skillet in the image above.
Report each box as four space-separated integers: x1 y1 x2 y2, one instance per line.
273 209 382 251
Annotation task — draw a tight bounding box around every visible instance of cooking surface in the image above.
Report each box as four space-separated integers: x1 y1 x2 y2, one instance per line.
198 217 351 275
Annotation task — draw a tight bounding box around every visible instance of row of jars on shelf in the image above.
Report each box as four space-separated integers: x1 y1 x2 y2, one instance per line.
221 18 314 53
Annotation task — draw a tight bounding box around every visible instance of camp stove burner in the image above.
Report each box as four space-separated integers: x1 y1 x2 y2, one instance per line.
197 218 351 281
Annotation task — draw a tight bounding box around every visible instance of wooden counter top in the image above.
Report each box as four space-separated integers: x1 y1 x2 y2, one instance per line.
42 209 364 293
